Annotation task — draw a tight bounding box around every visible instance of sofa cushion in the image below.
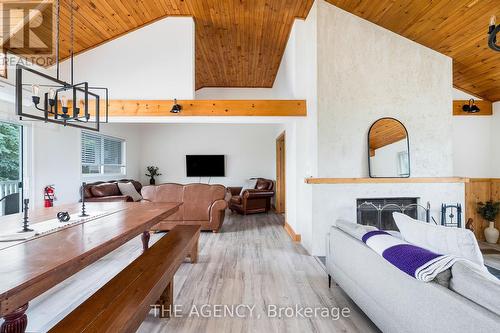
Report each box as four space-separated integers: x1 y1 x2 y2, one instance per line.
393 212 484 267
450 260 500 316
117 182 142 202
335 219 378 241
240 179 257 195
183 184 225 221
90 183 121 197
142 184 185 221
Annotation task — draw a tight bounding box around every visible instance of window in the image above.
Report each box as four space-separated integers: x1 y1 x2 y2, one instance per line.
81 132 125 176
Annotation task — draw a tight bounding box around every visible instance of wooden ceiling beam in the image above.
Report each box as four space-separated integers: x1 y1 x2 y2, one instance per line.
72 99 307 117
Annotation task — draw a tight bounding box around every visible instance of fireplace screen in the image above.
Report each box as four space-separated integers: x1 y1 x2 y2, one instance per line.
356 198 428 231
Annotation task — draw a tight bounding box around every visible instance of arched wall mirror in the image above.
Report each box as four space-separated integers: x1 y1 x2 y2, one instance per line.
368 118 410 178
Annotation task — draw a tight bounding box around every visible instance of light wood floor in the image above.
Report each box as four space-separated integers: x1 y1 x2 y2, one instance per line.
22 212 378 333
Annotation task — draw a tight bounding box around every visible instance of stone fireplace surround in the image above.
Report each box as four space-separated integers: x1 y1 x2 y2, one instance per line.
309 178 467 256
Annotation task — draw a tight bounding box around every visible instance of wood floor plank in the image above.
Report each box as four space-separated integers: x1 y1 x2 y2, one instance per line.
9 212 378 333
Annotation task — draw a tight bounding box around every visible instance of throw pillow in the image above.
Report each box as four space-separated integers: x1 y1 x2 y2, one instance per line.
393 212 484 267
240 179 258 196
117 182 143 202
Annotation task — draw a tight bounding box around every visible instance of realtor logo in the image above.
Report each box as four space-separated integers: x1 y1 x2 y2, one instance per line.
1 1 53 54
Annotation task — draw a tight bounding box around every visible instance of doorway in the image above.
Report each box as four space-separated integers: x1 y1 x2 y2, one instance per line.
0 121 23 216
275 131 285 214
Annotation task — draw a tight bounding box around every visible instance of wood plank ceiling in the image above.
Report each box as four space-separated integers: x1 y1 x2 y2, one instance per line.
4 0 313 90
326 0 500 102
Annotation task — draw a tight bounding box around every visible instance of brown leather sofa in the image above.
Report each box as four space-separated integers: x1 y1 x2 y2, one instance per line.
228 178 274 215
83 179 142 202
141 183 228 233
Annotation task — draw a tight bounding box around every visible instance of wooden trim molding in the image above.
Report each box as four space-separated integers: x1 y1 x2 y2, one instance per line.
305 177 469 184
453 100 493 116
99 100 306 117
284 222 301 242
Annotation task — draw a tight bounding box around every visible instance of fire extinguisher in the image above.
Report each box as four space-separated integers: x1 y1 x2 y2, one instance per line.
44 185 55 208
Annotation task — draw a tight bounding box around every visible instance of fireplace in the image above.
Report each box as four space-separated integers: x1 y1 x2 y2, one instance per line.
356 197 420 231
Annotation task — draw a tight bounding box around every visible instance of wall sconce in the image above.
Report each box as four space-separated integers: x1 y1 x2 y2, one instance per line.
462 99 480 113
488 15 500 52
170 98 182 113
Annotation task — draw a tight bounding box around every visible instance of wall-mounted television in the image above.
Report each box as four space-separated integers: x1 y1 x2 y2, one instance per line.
186 155 225 177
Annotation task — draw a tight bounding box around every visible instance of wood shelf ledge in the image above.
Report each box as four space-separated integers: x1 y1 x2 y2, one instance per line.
304 177 470 184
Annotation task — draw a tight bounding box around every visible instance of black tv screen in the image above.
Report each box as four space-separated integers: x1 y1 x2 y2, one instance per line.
186 155 225 177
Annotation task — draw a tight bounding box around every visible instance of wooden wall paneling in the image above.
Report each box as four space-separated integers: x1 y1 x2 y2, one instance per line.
326 0 500 102
465 179 491 241
452 100 493 116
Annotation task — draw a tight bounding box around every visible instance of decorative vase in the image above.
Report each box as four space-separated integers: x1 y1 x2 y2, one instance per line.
484 221 499 244
149 178 155 185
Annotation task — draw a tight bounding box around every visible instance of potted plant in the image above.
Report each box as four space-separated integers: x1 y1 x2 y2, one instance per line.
477 201 500 244
145 166 162 185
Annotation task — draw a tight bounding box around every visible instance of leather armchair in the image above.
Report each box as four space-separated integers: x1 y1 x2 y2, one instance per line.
228 178 274 215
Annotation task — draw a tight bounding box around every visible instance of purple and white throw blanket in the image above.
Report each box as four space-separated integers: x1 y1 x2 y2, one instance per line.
362 230 458 282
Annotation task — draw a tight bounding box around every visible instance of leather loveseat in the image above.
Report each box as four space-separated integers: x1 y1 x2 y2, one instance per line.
141 183 228 233
83 179 142 202
228 178 274 215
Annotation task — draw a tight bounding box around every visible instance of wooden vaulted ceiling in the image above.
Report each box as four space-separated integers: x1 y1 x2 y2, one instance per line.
4 0 313 90
326 0 500 102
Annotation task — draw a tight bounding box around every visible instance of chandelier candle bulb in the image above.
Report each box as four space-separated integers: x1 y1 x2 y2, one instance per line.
31 85 40 105
48 88 56 100
31 85 39 97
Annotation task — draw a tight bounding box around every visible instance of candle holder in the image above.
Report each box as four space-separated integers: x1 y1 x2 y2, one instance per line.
79 182 89 217
21 199 33 232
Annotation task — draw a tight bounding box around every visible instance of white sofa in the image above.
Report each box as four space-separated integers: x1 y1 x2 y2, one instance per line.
326 225 500 333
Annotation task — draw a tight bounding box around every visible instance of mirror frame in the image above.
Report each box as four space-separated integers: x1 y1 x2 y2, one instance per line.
367 117 410 179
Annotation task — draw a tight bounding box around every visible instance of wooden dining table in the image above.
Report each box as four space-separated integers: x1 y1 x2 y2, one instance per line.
0 201 181 333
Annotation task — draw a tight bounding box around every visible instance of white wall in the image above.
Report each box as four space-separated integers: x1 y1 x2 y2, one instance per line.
137 123 278 187
0 91 143 208
190 5 319 252
58 17 195 100
452 88 494 178
31 122 142 208
309 2 458 255
491 102 500 177
316 2 453 178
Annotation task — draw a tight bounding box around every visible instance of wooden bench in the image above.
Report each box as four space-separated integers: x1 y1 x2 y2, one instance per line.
49 225 200 333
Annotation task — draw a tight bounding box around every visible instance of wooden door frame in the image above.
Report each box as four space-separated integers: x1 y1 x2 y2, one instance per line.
275 131 286 214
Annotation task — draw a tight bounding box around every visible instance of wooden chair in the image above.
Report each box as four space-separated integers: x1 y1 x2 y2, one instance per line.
49 225 200 333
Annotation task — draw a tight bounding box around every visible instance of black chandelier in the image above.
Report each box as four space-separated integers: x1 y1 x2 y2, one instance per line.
15 0 108 131
488 15 500 52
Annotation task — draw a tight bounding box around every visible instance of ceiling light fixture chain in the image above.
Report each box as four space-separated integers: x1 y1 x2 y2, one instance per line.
70 0 75 85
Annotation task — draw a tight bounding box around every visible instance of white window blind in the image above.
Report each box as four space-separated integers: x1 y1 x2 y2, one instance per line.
81 132 125 175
